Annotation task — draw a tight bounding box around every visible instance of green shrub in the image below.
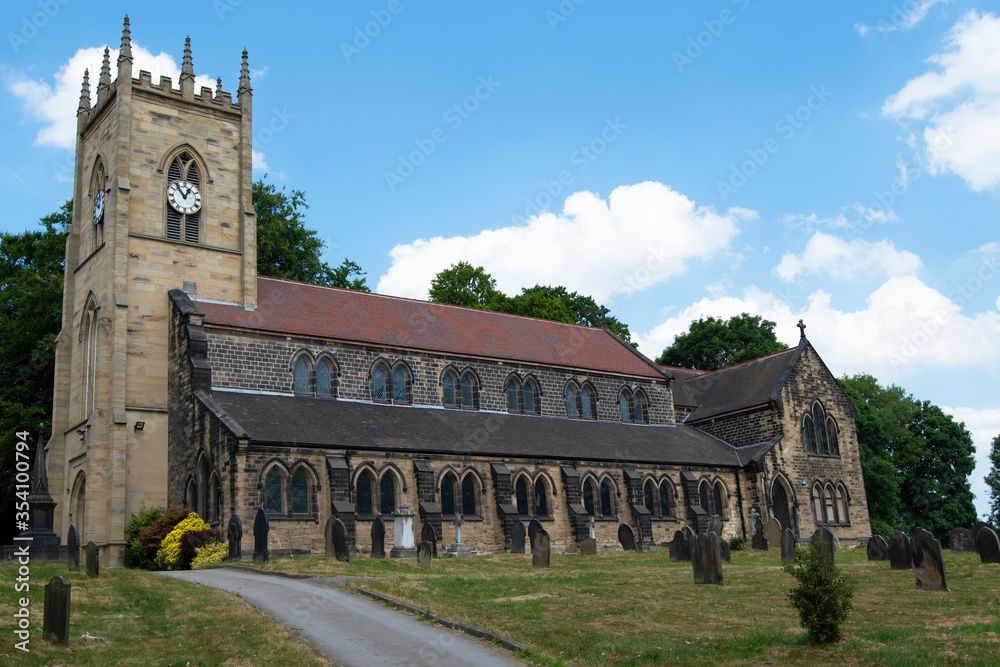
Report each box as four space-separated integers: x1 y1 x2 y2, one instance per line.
729 535 745 551
180 527 221 570
784 535 854 644
132 507 191 570
191 540 230 569
124 505 164 570
157 512 210 571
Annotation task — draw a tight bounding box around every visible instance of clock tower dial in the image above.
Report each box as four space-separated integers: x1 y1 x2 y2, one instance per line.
93 189 105 224
167 180 202 214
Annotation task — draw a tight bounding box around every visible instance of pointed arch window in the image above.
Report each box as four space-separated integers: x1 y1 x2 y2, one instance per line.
811 484 823 522
81 302 99 419
372 365 387 402
534 479 549 517
643 480 655 513
581 384 596 419
165 152 202 243
824 483 837 523
458 372 478 410
659 481 674 517
802 414 816 454
814 404 830 455
316 359 334 398
461 475 477 516
505 378 519 413
380 474 397 515
713 482 726 518
291 470 308 514
836 485 850 525
566 385 579 418
600 479 614 517
583 479 596 516
293 357 310 395
523 379 539 415
441 472 457 515
699 481 711 514
392 368 407 403
443 372 457 408
514 477 529 516
827 418 840 456
356 471 374 515
619 391 631 422
264 469 283 514
633 391 649 424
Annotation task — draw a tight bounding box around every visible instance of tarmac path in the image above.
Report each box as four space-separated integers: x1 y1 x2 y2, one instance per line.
162 568 523 666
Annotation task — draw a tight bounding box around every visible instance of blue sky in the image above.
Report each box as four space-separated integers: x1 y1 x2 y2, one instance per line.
3 1 999 517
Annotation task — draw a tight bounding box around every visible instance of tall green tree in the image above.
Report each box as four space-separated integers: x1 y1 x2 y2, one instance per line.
655 313 788 370
985 434 1000 526
428 261 502 309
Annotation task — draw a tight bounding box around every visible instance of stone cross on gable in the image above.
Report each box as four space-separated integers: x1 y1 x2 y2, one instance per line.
598 306 609 325
797 319 807 339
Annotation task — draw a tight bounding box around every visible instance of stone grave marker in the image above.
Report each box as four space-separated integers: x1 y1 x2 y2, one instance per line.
978 527 1000 564
532 528 550 568
972 521 993 549
579 538 597 555
510 521 526 554
948 527 974 553
867 535 889 561
445 513 473 558
766 517 782 548
588 516 596 540
618 523 638 552
527 518 542 551
324 516 336 557
707 516 723 536
66 524 79 571
780 527 796 563
389 504 417 559
751 518 768 550
911 528 949 592
421 523 438 557
681 525 695 541
888 532 911 570
812 527 836 565
719 537 731 562
417 541 433 569
330 517 351 563
691 533 724 585
228 513 242 561
253 508 269 566
371 516 387 559
669 530 691 562
85 540 99 578
43 576 71 646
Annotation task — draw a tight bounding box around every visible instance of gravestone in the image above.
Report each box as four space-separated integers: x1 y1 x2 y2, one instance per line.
445 514 473 558
669 530 691 562
691 533 724 585
330 517 351 563
977 527 1000 564
719 538 731 563
227 513 242 561
867 535 889 561
324 516 337 557
707 516 723 537
66 524 79 571
681 525 695 541
780 527 796 563
911 528 949 592
421 523 438 557
510 521 526 554
588 516 596 540
85 540 99 578
417 541 433 569
389 504 417 559
971 521 993 550
751 518 768 550
253 508 269 566
812 527 836 565
618 523 638 552
527 518 543 551
888 532 911 570
765 517 782 548
371 516 387 559
948 527 974 553
532 528 550 568
42 576 71 646
579 538 597 555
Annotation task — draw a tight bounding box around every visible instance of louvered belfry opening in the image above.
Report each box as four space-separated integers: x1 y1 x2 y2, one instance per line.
166 152 201 243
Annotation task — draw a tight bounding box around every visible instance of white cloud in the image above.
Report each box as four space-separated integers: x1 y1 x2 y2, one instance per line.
941 405 1000 520
6 43 216 150
882 11 1000 190
252 149 268 171
376 181 748 302
775 232 921 282
855 0 951 37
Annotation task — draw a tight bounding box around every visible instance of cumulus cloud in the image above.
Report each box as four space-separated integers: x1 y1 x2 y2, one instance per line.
941 405 1000 520
775 232 921 282
376 181 749 302
6 42 216 150
855 0 950 37
252 149 268 171
882 11 1000 190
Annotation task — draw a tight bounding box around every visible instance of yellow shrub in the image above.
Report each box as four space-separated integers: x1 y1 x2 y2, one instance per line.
191 540 230 569
156 512 209 571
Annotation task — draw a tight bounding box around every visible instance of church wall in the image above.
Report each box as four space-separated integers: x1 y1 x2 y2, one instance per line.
688 406 781 448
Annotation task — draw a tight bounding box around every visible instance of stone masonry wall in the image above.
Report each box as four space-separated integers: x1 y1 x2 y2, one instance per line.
690 407 781 448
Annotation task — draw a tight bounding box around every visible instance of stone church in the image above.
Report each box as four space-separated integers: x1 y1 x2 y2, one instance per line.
47 19 870 565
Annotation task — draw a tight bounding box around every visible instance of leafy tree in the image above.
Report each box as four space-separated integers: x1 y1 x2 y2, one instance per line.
655 313 787 370
252 179 369 291
986 434 1000 525
785 535 854 644
428 262 502 309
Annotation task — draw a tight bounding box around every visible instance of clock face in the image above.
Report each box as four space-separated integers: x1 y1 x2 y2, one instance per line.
167 180 202 214
93 189 105 224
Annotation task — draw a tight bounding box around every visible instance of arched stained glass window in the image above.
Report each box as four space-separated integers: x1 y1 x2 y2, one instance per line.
581 386 594 419
802 415 815 454
291 470 308 514
836 485 849 524
392 368 406 403
380 475 396 515
357 472 373 515
461 475 477 516
461 375 474 409
643 480 655 513
619 392 631 422
316 360 332 397
265 469 282 514
372 366 386 402
566 386 579 418
814 404 829 455
633 393 648 424
506 380 519 413
659 481 673 516
583 480 596 516
713 482 725 518
441 474 456 515
699 482 710 514
534 480 548 517
294 357 309 395
515 478 529 516
443 373 456 408
827 419 840 455
600 480 613 516
524 381 538 414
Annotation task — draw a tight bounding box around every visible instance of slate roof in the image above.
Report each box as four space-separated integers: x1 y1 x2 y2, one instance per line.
196 277 665 379
683 346 801 422
203 390 748 467
659 366 705 408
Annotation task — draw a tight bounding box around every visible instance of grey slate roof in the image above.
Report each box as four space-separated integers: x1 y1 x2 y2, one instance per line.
204 390 746 468
683 346 801 422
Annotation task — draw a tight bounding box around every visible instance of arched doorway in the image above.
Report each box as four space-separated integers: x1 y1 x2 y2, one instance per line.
771 479 793 536
71 472 86 541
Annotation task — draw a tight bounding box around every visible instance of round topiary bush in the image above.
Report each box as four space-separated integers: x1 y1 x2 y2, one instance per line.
157 512 210 571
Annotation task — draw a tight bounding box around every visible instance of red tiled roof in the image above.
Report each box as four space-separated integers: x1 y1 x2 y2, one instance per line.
195 277 665 379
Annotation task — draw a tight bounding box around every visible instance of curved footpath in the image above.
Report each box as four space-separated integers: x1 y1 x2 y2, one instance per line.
161 568 523 666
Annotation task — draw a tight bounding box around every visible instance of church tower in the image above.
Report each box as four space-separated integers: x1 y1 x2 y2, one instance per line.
47 18 256 564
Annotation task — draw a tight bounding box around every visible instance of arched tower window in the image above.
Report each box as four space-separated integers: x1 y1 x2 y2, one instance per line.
81 301 99 419
165 152 202 243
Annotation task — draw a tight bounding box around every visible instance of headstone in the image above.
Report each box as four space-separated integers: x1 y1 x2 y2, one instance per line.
66 524 79 571
707 516 723 537
371 516 386 559
330 516 351 563
977 527 1000 564
911 528 950 591
681 525 695 541
417 541 433 569
85 540 99 578
751 518 768 550
888 532 911 570
445 513 473 558
749 508 760 534
765 517 782 547
532 528 550 568
812 527 836 565
579 538 597 556
780 527 796 563
42 576 71 646
719 537 731 563
253 508 269 566
617 523 638 552
669 530 691 562
510 521 526 554
971 521 993 550
588 516 596 540
867 535 889 561
948 527 974 553
691 533 724 585
389 504 417 559
227 514 242 561
421 523 438 557
527 518 542 551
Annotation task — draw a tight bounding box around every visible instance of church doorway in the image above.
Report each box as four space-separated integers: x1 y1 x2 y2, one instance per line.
771 478 793 536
